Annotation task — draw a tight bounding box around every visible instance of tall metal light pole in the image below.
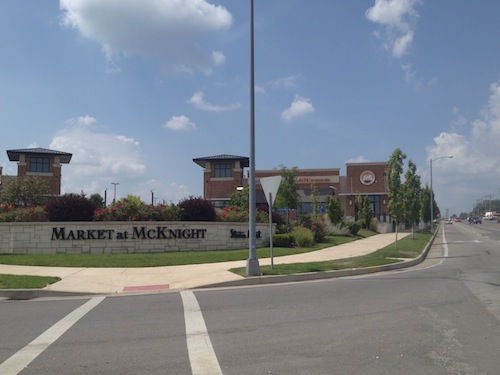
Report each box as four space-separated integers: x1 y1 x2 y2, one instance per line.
111 182 119 204
430 155 453 232
246 0 260 276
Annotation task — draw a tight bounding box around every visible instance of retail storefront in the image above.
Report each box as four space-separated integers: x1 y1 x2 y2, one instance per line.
193 155 392 232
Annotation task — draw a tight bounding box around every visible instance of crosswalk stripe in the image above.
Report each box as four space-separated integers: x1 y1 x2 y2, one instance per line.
0 296 105 375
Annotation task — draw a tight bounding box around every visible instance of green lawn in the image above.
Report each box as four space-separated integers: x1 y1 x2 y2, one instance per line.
0 274 60 289
231 231 433 276
0 230 372 268
0 229 434 289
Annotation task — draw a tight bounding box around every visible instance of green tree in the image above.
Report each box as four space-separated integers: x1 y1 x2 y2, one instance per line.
0 176 52 206
310 183 319 217
403 160 421 239
325 195 343 225
386 148 407 250
420 184 431 228
89 193 105 209
228 186 249 210
275 165 300 224
358 195 373 229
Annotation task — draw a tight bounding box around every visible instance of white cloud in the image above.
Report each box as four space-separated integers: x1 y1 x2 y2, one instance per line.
188 90 240 112
211 51 225 66
346 156 370 164
272 74 300 89
60 0 232 73
281 95 315 123
67 115 97 127
50 116 146 194
138 180 191 204
164 115 196 131
426 80 500 213
401 63 422 90
366 0 420 58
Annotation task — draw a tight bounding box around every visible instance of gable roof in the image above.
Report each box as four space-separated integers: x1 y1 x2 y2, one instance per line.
193 154 249 168
7 148 72 163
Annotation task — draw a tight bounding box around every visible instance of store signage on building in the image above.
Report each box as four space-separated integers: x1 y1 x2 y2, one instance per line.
360 170 376 185
295 176 336 184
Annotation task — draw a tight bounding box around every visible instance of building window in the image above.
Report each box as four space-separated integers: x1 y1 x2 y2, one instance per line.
29 157 50 173
212 200 229 209
213 162 233 178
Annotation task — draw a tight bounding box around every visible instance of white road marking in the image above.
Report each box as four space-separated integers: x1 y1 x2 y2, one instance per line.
442 226 449 260
181 290 223 375
0 296 105 375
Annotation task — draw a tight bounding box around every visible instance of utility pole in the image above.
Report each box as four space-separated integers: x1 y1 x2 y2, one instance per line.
111 182 119 204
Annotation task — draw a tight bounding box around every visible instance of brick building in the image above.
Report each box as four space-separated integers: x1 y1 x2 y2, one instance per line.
1 148 72 196
193 154 391 231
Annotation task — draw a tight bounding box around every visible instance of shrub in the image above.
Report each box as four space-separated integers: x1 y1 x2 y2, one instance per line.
219 206 247 222
46 194 96 221
94 204 125 221
324 220 350 236
311 218 327 243
291 226 315 247
0 206 47 222
347 221 361 236
178 196 216 221
115 195 147 220
272 233 294 247
144 204 181 221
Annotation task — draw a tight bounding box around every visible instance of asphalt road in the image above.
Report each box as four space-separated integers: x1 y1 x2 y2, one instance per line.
1 223 499 375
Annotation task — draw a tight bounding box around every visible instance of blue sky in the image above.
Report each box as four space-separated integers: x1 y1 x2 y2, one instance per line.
1 0 500 216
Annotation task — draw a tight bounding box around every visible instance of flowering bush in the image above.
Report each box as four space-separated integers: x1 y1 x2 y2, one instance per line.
218 206 273 223
0 206 48 222
94 202 181 221
94 203 130 221
143 204 181 221
218 207 247 222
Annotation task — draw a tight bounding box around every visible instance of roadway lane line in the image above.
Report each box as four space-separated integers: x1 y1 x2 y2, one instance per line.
442 226 449 260
0 296 105 375
181 291 222 375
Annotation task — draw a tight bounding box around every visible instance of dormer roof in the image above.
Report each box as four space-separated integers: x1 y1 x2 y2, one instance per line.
193 154 249 168
7 148 72 163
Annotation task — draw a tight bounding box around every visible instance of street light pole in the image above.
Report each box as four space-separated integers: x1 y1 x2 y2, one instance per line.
430 156 453 232
246 0 260 276
111 182 119 204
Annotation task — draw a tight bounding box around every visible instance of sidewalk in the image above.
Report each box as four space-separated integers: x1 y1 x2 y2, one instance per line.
0 232 415 298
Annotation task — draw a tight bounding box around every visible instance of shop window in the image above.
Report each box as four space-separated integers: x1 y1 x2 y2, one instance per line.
212 200 229 209
213 162 232 178
29 157 50 173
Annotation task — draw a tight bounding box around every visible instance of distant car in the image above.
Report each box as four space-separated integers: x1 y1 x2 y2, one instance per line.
469 217 482 224
454 218 462 222
445 219 453 224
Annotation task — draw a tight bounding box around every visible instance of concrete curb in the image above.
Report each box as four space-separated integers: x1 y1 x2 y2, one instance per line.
0 289 98 300
0 229 438 299
200 229 438 289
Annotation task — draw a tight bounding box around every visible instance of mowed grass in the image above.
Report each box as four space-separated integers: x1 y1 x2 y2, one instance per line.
231 231 433 276
0 274 60 289
0 230 372 268
0 229 434 289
